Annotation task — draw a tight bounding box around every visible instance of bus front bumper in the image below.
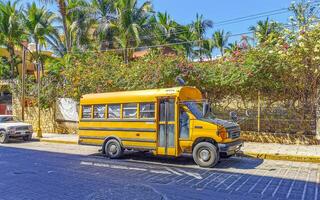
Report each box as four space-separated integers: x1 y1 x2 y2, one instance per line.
218 140 243 156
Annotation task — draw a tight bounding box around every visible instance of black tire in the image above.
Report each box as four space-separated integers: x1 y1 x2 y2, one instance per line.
23 134 32 141
193 142 219 168
0 131 9 144
105 139 123 159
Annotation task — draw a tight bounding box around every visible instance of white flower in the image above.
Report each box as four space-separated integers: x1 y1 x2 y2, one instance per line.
297 35 304 40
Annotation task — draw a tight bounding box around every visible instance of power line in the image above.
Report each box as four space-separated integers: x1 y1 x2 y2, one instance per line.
139 1 320 40
213 8 288 25
68 31 255 54
69 18 320 55
108 1 320 45
214 10 289 27
64 1 320 54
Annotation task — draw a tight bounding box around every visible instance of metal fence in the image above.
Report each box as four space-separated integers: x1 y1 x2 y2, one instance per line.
212 96 317 135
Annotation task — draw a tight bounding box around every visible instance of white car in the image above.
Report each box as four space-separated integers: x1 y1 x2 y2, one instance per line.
0 115 33 143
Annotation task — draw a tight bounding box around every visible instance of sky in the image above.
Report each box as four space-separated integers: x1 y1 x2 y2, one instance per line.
149 0 294 39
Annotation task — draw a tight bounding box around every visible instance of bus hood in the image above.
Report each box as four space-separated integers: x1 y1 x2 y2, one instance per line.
200 118 239 129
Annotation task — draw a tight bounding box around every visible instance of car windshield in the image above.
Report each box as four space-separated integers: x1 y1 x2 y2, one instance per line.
0 116 16 123
183 101 216 119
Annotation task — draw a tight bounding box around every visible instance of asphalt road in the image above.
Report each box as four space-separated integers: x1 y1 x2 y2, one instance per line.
0 141 319 200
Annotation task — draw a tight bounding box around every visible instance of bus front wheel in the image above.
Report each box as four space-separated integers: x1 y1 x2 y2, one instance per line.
193 142 219 168
105 139 123 159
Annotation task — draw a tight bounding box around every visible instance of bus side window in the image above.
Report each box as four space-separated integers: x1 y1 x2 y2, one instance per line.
140 103 155 118
82 105 92 119
123 103 137 118
108 104 121 119
93 105 106 119
179 108 190 139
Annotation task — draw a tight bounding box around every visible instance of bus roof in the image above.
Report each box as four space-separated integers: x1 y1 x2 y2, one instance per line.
80 86 202 104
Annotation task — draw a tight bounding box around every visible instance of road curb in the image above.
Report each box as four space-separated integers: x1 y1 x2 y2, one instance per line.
32 138 78 145
239 151 320 163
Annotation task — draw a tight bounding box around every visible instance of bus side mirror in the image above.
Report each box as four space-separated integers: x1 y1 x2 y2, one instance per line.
203 103 211 116
229 111 238 122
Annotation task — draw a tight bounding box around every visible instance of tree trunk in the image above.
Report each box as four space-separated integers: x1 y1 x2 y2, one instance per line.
8 45 15 80
221 48 224 57
124 48 128 64
58 0 71 52
316 87 320 139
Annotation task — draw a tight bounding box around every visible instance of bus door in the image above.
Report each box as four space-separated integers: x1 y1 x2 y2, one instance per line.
157 98 177 156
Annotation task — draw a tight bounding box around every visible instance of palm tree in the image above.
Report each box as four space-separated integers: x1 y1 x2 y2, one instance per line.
0 0 24 79
201 39 214 59
67 0 94 50
289 0 318 29
91 0 116 50
249 18 280 45
23 3 59 67
154 12 178 44
191 14 213 60
40 0 71 52
111 0 153 63
225 41 239 54
176 25 196 58
212 30 230 56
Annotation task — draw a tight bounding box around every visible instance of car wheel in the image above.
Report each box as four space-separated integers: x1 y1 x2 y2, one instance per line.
193 142 219 168
0 131 9 144
105 139 123 159
23 134 32 141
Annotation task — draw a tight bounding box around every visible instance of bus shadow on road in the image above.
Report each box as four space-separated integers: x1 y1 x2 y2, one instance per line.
96 151 265 170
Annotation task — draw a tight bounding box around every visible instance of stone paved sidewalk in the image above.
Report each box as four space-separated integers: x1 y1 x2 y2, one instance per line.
242 142 320 163
32 133 78 144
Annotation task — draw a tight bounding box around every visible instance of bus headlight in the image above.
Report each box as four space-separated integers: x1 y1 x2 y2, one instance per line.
218 127 228 139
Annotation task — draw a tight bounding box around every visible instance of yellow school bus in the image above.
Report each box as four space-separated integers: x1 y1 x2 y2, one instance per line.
78 86 243 168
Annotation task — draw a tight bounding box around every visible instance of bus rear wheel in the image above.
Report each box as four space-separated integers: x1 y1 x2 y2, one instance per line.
193 142 219 168
105 139 123 159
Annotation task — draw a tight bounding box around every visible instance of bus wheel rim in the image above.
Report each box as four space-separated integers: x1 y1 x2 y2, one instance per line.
199 149 210 162
109 144 117 154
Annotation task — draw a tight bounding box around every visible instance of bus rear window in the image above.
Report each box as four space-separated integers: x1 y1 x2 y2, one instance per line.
82 105 92 119
140 103 155 118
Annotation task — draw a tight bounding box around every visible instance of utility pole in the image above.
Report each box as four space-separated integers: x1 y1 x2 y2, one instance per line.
257 90 261 133
317 88 320 140
21 42 27 121
36 60 42 138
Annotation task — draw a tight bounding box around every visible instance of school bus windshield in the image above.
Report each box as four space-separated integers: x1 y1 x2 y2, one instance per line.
183 101 216 119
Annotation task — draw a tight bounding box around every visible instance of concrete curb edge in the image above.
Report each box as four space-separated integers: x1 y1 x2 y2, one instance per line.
32 138 78 145
239 151 320 163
